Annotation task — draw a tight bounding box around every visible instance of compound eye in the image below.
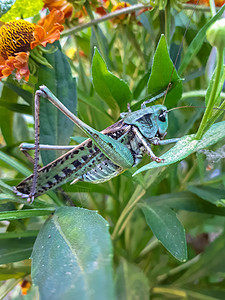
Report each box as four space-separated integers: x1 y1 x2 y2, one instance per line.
158 111 166 122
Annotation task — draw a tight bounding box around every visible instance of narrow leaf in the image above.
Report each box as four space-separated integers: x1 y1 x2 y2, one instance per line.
36 42 77 165
0 151 31 176
140 203 187 262
92 48 132 114
115 260 149 300
0 208 55 221
147 35 182 108
178 4 225 75
0 85 18 146
31 207 115 300
144 191 225 216
0 237 36 264
187 185 225 207
134 120 225 175
175 231 225 285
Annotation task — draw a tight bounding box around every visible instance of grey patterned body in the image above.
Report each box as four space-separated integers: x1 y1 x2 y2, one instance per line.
15 120 146 198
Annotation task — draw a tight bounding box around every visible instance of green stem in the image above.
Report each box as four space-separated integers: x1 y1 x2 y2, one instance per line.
84 1 109 66
140 237 159 256
156 254 200 283
122 25 128 81
182 90 225 99
204 94 225 131
209 0 216 16
195 48 224 139
61 4 152 37
73 35 88 91
165 0 171 46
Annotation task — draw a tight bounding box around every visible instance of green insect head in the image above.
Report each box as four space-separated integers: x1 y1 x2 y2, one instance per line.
122 104 168 140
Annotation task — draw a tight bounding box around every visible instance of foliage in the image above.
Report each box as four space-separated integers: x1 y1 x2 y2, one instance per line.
0 0 225 299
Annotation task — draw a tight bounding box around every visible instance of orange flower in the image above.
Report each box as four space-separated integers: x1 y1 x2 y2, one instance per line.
31 9 64 49
111 2 131 23
20 280 31 296
0 9 64 81
187 0 225 6
43 0 73 19
110 2 142 24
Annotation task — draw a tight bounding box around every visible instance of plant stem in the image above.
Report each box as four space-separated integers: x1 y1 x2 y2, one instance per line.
61 4 152 36
182 90 225 99
156 254 200 283
84 1 109 66
165 0 171 46
73 35 88 91
195 48 224 139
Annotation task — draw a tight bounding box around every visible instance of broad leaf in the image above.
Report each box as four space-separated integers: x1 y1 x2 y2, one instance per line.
31 207 115 300
36 42 77 165
140 203 187 262
115 260 149 300
134 120 225 175
147 35 182 108
92 48 132 115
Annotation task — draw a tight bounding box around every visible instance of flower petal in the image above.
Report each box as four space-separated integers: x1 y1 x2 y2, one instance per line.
31 9 64 49
0 52 30 81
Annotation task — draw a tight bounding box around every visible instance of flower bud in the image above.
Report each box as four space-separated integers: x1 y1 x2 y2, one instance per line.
206 19 225 49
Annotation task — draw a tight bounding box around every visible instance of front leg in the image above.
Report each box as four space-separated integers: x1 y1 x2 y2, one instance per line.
151 137 180 146
133 128 164 163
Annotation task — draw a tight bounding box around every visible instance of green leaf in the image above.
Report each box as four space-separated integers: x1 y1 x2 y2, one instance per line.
175 231 225 285
0 85 18 146
3 79 33 105
0 101 31 115
0 151 31 176
187 186 225 207
0 237 36 264
0 0 43 21
36 42 77 165
178 4 225 75
0 208 55 221
134 120 225 175
145 191 225 216
205 65 225 107
115 260 149 300
92 48 132 115
140 204 187 262
147 35 182 108
31 207 115 300
0 266 30 280
0 0 15 18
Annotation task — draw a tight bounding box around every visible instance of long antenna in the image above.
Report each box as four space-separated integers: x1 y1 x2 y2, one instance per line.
162 0 200 105
167 106 225 113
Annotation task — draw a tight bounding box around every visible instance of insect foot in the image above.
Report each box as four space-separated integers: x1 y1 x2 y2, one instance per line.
153 157 165 163
13 186 31 201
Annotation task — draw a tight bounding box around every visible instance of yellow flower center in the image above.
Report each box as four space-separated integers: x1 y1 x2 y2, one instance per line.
0 19 35 59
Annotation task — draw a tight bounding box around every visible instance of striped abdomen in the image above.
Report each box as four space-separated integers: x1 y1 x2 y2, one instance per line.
15 121 145 198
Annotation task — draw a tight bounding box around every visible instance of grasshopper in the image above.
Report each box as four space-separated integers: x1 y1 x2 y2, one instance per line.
14 85 179 202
